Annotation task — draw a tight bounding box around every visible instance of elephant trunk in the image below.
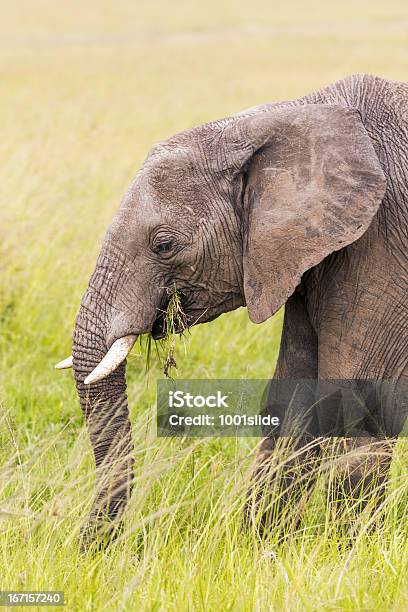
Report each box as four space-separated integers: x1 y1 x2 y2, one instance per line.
72 291 134 547
69 241 162 547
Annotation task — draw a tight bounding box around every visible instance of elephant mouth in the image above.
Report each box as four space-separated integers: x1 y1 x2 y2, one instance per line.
151 291 242 340
151 313 170 340
151 304 226 340
151 291 189 340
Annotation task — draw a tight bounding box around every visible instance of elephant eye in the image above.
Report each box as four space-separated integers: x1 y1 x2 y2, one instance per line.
158 241 173 253
152 237 175 256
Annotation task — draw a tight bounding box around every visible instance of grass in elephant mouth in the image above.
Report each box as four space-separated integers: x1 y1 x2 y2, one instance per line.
143 286 189 378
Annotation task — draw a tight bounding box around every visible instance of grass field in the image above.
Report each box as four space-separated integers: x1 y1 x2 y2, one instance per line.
1 1 408 609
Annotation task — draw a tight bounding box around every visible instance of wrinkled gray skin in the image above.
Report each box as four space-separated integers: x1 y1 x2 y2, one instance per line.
73 74 407 545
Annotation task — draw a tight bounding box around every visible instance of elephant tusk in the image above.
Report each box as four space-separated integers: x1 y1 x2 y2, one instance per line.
55 355 73 370
84 335 137 385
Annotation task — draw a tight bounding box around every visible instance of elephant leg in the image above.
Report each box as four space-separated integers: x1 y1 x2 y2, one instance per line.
327 436 395 521
307 234 404 518
244 435 322 534
244 292 321 532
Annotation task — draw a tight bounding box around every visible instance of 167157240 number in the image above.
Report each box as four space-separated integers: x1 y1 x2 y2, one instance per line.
0 591 64 606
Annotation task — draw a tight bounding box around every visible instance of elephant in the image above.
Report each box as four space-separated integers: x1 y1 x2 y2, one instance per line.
57 73 408 546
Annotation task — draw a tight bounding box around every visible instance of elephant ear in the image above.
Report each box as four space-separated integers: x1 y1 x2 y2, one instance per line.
224 104 386 323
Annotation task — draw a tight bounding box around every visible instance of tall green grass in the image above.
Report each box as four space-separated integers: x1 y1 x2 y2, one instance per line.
0 405 407 610
1 1 407 609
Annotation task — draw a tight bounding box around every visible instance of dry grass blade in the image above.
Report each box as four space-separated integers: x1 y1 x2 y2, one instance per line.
141 285 188 378
161 286 188 378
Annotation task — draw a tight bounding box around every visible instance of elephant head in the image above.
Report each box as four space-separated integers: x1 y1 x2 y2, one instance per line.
58 104 385 544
